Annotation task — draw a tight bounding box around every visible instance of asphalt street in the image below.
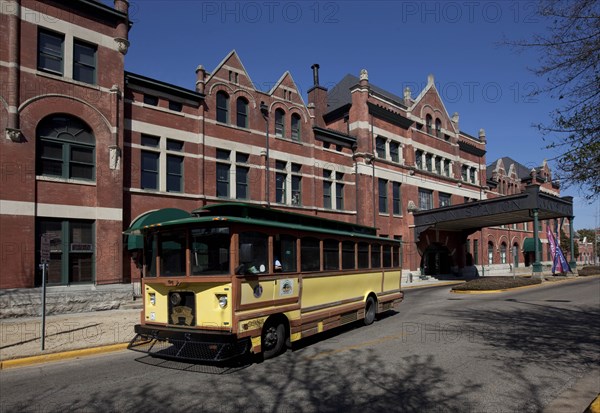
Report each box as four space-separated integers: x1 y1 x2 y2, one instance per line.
1 277 598 413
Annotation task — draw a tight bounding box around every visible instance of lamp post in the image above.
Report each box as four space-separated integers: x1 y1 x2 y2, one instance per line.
260 101 270 207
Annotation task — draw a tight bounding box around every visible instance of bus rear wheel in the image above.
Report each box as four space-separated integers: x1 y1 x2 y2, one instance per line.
262 320 286 359
364 296 376 326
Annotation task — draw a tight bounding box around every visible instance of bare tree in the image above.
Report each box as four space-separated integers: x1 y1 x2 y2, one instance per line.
510 0 600 200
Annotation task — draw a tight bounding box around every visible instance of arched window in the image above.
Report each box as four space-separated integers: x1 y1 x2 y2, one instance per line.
275 108 285 137
37 114 95 180
236 97 248 128
291 113 301 141
425 114 433 135
488 241 494 264
216 91 229 124
500 242 507 264
435 118 442 138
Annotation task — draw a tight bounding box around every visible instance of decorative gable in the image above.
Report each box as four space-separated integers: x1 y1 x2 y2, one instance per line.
206 50 256 92
410 74 458 135
268 71 306 107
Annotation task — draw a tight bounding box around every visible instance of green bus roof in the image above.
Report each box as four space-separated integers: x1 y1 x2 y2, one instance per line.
131 203 398 243
192 203 378 236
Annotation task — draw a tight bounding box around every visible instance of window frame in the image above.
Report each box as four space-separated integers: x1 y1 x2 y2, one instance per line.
389 141 400 163
425 114 433 135
37 115 96 181
37 218 95 285
73 38 97 85
236 97 248 128
291 113 301 141
38 29 64 76
418 188 433 210
323 169 332 209
166 154 183 193
378 178 388 214
392 182 402 215
216 91 230 124
275 160 287 204
375 136 386 159
439 192 451 208
275 109 285 138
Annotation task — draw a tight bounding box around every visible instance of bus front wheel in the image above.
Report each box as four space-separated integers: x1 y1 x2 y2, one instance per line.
262 320 286 359
364 296 376 326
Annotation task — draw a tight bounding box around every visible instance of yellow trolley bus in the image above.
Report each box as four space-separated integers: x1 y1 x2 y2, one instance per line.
127 203 403 361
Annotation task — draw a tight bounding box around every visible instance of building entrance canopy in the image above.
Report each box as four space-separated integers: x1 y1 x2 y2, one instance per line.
413 185 575 273
413 185 573 239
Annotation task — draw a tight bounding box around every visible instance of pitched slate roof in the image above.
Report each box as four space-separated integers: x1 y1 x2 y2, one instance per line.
486 156 536 181
326 74 406 114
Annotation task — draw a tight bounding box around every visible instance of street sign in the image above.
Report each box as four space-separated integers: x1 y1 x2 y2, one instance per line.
40 233 50 264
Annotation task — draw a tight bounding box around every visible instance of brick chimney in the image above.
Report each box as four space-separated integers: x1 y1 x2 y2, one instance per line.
307 64 328 128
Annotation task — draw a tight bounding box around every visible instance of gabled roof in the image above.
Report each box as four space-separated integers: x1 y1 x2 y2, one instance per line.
410 76 458 134
205 50 256 90
268 71 306 106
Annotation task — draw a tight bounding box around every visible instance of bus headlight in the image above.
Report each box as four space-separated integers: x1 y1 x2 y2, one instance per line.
218 295 228 308
170 292 181 306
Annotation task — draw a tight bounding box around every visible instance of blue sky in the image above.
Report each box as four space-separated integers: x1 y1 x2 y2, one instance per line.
109 0 598 229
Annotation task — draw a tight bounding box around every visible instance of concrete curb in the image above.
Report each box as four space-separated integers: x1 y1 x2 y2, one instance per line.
0 342 129 370
450 275 597 294
402 281 465 290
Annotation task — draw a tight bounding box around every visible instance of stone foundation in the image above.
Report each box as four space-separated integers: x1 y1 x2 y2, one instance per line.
0 284 136 319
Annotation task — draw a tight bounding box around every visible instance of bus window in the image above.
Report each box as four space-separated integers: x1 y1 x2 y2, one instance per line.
300 237 320 272
358 242 369 269
393 245 400 267
383 244 392 268
239 232 268 274
274 234 297 273
191 227 230 275
371 243 381 269
145 233 158 277
160 231 186 277
342 241 355 270
323 239 339 271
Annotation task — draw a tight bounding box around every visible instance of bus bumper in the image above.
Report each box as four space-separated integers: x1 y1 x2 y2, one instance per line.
128 324 250 362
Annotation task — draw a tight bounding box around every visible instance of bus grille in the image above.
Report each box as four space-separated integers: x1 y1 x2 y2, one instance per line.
128 333 249 362
168 291 196 326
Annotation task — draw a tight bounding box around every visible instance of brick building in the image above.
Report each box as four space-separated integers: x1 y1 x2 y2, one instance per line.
1 0 575 297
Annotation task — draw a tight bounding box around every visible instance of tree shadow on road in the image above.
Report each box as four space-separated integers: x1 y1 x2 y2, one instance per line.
445 300 600 411
6 348 481 413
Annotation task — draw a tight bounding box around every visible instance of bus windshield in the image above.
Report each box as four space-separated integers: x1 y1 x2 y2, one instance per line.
191 227 230 275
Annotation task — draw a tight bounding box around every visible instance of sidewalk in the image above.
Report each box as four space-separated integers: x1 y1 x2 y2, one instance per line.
0 308 141 365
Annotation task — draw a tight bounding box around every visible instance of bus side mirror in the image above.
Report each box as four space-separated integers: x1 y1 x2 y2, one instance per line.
235 264 246 278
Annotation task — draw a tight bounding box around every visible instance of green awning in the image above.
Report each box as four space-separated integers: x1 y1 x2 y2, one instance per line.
125 208 191 250
523 237 542 253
